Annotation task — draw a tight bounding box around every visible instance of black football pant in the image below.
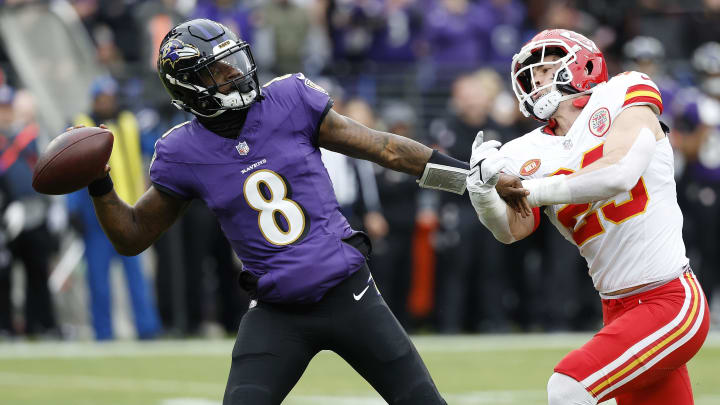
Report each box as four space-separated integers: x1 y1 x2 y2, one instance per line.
222 263 446 405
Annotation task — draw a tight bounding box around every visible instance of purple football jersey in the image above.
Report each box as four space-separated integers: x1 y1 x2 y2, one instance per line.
150 73 366 303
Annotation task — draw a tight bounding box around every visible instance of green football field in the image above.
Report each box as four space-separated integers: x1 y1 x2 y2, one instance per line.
0 333 718 405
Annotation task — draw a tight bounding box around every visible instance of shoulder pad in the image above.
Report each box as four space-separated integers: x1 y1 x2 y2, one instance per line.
608 71 663 115
153 120 192 159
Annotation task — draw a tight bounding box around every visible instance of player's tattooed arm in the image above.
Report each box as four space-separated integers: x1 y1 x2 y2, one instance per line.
318 108 433 176
91 186 189 256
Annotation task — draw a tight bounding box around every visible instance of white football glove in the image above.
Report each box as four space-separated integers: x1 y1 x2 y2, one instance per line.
466 131 508 193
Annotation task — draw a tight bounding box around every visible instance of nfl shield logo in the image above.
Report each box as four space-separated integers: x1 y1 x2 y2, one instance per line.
236 140 250 156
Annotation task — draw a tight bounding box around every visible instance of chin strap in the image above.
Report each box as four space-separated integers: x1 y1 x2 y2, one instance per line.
572 95 591 108
533 89 592 120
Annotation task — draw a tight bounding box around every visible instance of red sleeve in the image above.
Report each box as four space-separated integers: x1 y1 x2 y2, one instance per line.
531 207 541 233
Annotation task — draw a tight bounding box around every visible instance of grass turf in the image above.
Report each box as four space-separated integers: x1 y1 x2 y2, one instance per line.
0 333 717 405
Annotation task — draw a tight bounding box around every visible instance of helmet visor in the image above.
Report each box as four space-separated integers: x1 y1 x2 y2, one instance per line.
196 42 256 94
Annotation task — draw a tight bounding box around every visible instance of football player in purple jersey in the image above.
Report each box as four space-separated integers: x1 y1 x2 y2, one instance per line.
77 18 525 405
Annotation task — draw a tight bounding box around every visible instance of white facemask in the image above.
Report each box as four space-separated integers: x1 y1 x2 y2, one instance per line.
532 87 590 120
533 90 563 120
216 90 257 109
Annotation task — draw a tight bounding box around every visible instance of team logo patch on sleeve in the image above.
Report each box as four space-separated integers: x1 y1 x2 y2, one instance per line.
520 159 541 176
589 107 611 137
622 84 663 114
304 78 328 95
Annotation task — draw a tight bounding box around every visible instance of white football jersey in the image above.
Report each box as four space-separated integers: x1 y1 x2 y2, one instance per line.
501 71 689 293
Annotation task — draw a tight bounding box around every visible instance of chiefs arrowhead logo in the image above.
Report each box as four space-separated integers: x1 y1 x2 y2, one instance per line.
589 107 611 137
520 159 541 176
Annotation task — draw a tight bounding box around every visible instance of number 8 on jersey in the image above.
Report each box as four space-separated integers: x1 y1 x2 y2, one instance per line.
243 169 307 246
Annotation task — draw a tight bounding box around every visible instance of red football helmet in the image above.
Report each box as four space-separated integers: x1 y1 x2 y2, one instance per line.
511 29 609 121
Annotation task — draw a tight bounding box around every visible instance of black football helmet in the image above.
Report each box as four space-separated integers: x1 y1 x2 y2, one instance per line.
157 19 261 117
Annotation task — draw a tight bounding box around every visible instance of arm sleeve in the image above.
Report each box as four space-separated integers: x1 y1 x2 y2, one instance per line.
564 127 655 202
522 127 657 206
428 149 470 170
468 187 516 244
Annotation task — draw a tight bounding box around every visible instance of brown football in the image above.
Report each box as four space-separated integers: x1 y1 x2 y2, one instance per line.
32 126 114 195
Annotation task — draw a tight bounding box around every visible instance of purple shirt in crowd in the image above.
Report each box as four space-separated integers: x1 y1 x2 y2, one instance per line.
150 73 367 304
423 2 492 69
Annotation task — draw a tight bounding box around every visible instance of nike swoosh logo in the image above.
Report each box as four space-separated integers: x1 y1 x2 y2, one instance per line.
353 286 370 301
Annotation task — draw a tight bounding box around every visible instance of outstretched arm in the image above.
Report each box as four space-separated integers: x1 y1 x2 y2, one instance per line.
317 108 436 177
465 133 535 244
521 105 664 206
468 174 537 244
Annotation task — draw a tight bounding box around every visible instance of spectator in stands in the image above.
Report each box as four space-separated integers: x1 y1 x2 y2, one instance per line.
623 36 680 121
671 42 720 309
67 76 159 340
191 0 254 45
683 0 720 57
0 86 60 338
254 0 311 76
370 101 422 329
477 0 529 70
324 0 384 100
417 0 493 125
429 69 510 332
131 1 215 336
420 0 492 77
367 0 423 65
321 97 386 233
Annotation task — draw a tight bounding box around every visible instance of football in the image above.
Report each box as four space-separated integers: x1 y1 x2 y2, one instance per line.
32 126 114 195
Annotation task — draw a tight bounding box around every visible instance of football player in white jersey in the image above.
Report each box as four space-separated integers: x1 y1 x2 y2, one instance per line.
467 29 711 405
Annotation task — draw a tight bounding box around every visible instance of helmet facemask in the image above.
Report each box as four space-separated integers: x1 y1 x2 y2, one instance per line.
511 29 607 122
161 36 260 117
157 19 266 119
512 44 578 120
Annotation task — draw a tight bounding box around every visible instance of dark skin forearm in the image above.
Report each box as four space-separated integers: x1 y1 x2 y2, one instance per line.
317 109 533 209
66 124 189 256
318 109 432 177
91 190 142 255
91 185 188 256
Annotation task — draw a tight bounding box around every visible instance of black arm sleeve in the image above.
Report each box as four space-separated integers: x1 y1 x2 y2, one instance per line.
427 149 470 171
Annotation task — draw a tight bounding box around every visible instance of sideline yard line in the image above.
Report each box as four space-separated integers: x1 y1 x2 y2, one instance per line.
0 332 718 359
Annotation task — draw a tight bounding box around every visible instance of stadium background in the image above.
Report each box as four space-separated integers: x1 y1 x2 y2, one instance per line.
0 0 719 404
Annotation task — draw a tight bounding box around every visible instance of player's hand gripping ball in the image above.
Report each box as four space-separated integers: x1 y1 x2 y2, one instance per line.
32 126 113 195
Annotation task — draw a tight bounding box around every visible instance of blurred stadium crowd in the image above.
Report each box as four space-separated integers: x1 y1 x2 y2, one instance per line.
0 0 719 341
